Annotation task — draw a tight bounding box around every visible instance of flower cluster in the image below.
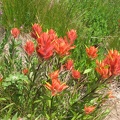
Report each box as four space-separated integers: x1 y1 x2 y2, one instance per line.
96 50 120 78
29 23 77 59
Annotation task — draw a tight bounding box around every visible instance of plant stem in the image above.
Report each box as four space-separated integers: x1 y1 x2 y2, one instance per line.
49 96 53 120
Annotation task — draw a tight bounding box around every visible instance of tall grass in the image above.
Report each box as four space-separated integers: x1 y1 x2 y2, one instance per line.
1 0 37 30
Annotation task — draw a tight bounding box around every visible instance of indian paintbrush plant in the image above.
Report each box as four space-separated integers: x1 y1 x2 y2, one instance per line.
0 23 119 120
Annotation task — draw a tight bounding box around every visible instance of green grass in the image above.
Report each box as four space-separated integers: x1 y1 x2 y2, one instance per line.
1 0 37 30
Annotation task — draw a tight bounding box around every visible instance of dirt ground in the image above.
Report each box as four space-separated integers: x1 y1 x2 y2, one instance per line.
104 80 120 120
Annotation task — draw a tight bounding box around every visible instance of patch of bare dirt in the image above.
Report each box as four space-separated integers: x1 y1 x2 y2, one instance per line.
104 79 120 120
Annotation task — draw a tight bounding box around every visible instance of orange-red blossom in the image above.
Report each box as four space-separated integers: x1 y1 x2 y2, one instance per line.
45 79 68 96
72 69 81 79
36 30 57 60
86 46 98 59
31 23 42 39
11 28 20 38
22 68 29 75
24 40 35 56
45 70 68 96
53 37 75 56
64 59 74 70
96 50 120 78
84 106 96 114
67 29 77 44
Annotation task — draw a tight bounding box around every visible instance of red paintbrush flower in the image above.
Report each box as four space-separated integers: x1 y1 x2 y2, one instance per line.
72 69 81 79
45 78 68 96
96 60 110 79
53 37 75 56
104 50 120 76
24 40 35 56
64 59 74 70
49 70 59 80
86 46 98 59
36 32 54 59
22 68 29 75
67 29 77 44
84 106 96 114
11 28 20 38
31 23 42 39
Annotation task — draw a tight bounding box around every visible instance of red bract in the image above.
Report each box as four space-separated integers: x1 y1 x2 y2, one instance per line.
96 60 110 79
49 70 59 80
64 59 74 70
67 29 77 44
72 69 81 79
36 32 54 59
11 28 20 38
22 68 28 75
31 23 42 39
24 41 35 56
86 46 98 59
96 50 120 78
45 78 68 96
84 106 95 114
53 37 75 56
48 29 58 41
104 50 120 75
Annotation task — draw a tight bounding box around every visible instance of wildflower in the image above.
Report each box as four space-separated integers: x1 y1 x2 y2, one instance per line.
49 70 59 80
11 28 20 38
45 78 68 96
36 32 54 59
104 50 120 76
96 60 110 79
72 69 81 79
84 106 96 114
54 37 75 56
64 59 74 70
48 29 58 41
22 68 28 75
96 50 120 78
24 41 35 56
86 46 98 59
67 29 77 44
31 23 42 39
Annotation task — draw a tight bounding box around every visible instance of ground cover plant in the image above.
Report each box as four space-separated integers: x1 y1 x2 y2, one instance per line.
0 24 120 120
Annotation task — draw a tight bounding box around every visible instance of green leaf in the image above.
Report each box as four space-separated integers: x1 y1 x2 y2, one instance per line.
12 113 18 120
83 68 92 74
1 103 15 112
0 98 6 102
45 113 50 120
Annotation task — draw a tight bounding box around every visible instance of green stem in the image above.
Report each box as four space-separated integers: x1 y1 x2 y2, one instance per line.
49 96 53 120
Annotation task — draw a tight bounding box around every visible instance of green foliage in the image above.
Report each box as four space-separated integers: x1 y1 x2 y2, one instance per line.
1 0 37 30
2 72 28 89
